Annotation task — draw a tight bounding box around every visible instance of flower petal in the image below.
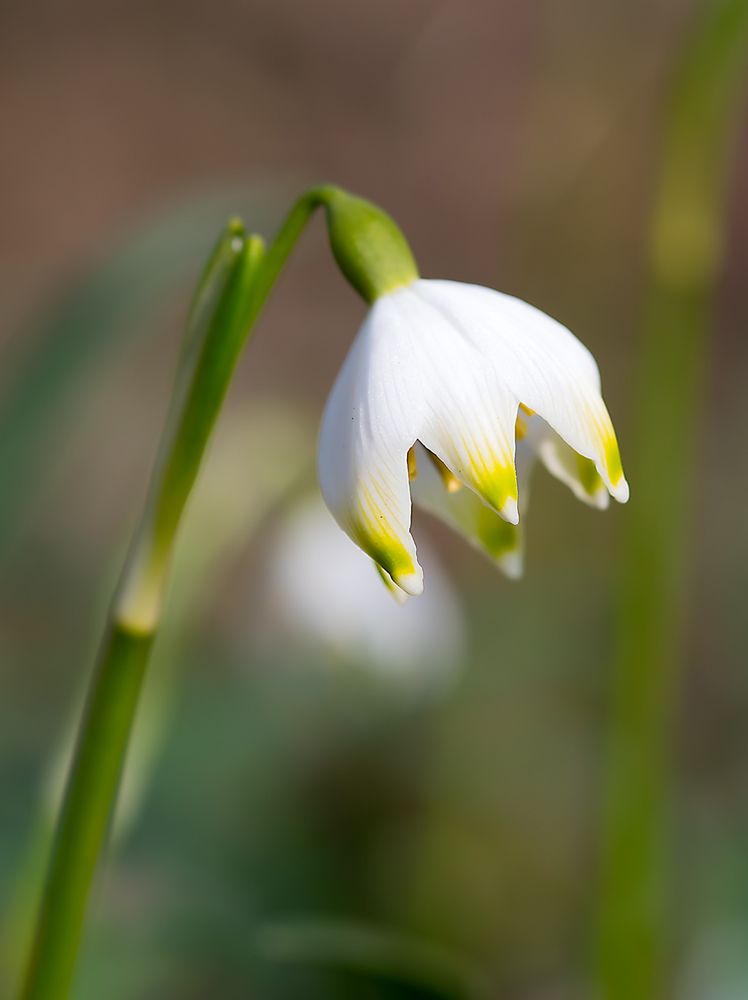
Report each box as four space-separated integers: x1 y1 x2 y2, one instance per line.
414 280 629 503
537 428 610 509
412 443 533 579
317 295 425 595
392 289 520 523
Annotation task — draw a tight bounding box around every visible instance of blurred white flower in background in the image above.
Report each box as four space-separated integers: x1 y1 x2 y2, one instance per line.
254 496 465 695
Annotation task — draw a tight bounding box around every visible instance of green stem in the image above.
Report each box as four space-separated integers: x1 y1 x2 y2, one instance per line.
595 3 748 998
20 626 153 1000
19 188 336 1000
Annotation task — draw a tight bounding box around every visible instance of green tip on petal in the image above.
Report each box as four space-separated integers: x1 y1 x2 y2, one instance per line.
463 457 519 525
349 510 424 597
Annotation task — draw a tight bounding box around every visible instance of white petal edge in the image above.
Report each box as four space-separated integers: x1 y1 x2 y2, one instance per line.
317 295 425 595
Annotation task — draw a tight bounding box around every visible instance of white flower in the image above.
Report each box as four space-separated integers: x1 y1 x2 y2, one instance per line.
318 279 628 594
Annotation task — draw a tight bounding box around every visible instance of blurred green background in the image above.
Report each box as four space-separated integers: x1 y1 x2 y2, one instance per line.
2 1 748 997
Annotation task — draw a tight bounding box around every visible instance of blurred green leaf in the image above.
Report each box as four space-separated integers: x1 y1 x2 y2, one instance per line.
256 918 488 999
596 2 748 998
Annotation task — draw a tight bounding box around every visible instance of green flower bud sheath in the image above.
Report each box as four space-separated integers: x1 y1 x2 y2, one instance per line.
19 186 421 1000
316 186 419 301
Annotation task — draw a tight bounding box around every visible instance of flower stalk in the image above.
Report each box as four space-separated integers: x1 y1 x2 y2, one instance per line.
19 220 264 999
594 3 748 997
20 627 154 1000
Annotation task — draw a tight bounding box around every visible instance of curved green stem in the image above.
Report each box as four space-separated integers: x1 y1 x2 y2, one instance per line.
18 187 338 1000
594 3 748 997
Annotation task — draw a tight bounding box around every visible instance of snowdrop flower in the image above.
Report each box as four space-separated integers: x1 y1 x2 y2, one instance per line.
256 496 464 692
317 193 628 596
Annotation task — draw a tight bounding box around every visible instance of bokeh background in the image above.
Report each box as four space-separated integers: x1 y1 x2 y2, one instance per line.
2 1 748 997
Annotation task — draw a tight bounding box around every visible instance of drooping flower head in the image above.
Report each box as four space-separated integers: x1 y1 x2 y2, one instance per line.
316 189 628 596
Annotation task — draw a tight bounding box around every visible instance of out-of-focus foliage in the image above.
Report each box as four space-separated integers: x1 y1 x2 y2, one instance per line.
596 3 748 998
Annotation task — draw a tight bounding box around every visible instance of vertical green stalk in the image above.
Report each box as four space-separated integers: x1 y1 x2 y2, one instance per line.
18 628 154 1000
595 3 748 998
19 220 264 1000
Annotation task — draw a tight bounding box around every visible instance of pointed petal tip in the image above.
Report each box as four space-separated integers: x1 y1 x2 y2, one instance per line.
350 516 423 598
500 496 520 525
392 567 424 597
611 478 630 504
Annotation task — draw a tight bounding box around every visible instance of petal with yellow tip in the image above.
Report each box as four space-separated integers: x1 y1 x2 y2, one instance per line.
317 295 425 595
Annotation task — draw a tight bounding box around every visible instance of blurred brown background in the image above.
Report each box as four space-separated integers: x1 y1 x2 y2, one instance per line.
2 1 748 998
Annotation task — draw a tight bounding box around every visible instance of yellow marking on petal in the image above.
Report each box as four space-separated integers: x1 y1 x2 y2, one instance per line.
352 522 419 592
426 449 462 493
349 494 422 595
465 456 518 522
407 446 417 481
425 441 518 522
603 430 624 487
584 406 627 499
519 403 536 417
515 414 527 441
